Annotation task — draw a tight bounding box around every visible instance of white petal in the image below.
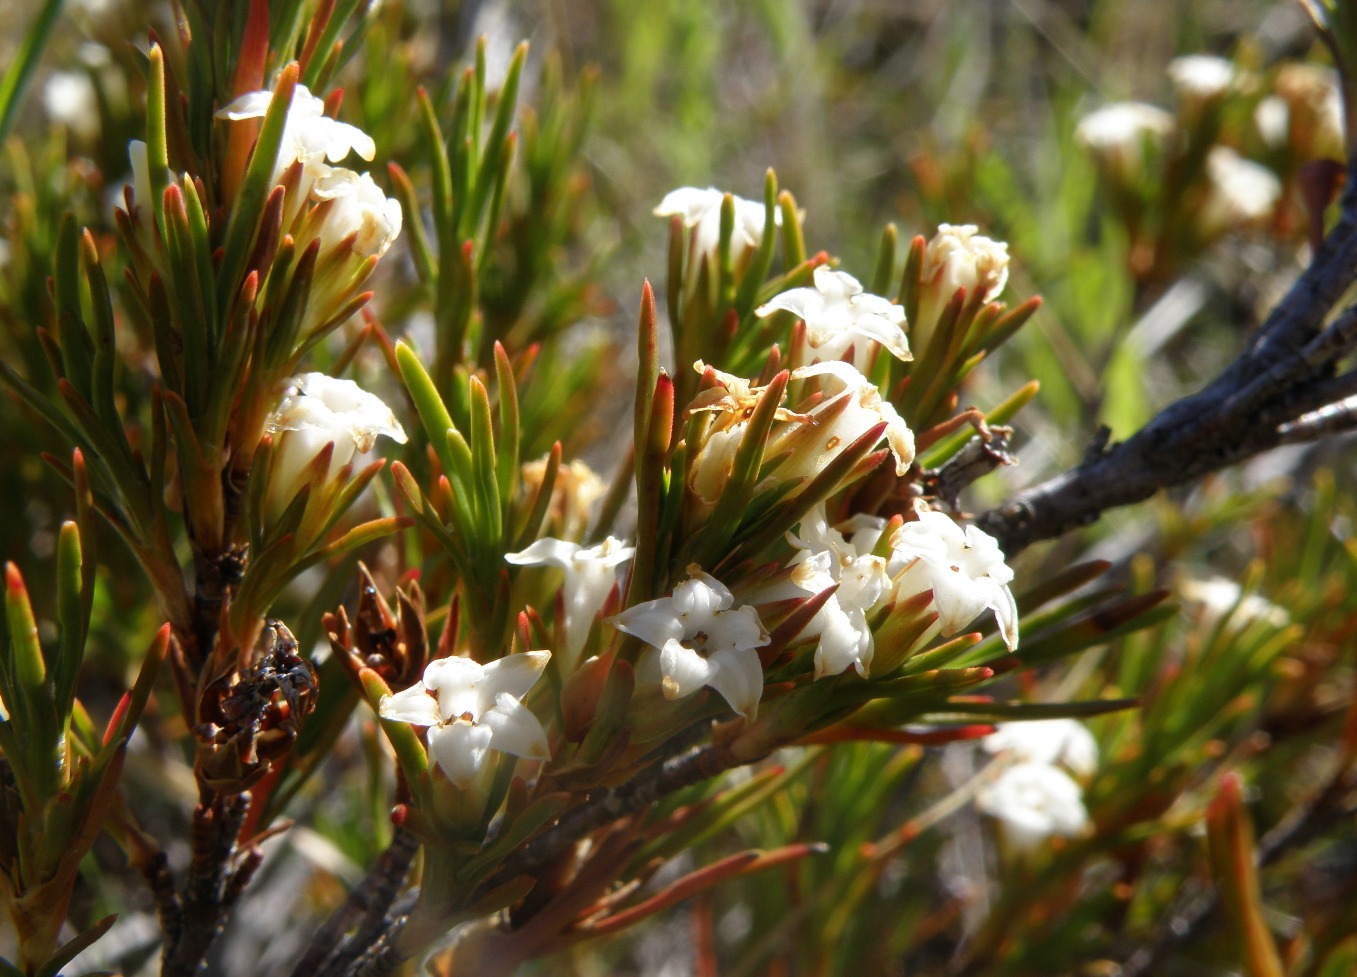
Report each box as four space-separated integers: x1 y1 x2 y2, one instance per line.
812 598 872 679
705 646 765 720
504 537 579 568
653 186 721 222
611 598 687 650
481 692 551 760
812 266 863 300
480 651 551 707
429 721 494 789
659 639 716 700
422 656 485 722
708 603 771 653
991 582 1020 651
378 684 440 725
755 287 823 321
928 567 992 635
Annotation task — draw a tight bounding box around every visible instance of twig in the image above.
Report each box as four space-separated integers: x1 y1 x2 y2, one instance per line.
295 827 420 977
160 792 250 976
323 732 747 977
977 211 1357 556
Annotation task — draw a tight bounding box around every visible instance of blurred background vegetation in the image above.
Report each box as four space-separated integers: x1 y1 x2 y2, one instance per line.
3 0 1356 974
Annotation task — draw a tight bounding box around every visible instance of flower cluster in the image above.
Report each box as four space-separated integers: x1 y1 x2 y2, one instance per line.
216 84 402 259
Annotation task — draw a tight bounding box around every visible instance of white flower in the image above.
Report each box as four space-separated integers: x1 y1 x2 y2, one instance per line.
611 568 770 721
1199 147 1280 236
379 652 551 788
982 719 1098 777
775 361 915 478
1168 55 1236 106
216 83 376 192
756 266 910 368
783 505 891 679
654 186 778 271
1180 576 1288 629
1075 102 1175 187
506 536 636 663
1275 63 1345 160
1255 96 1290 147
888 500 1018 650
265 372 407 518
913 224 1010 356
977 761 1089 852
309 169 403 258
43 71 99 140
519 458 606 540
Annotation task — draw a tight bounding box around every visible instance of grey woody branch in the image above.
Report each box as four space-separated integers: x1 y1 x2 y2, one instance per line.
977 210 1357 556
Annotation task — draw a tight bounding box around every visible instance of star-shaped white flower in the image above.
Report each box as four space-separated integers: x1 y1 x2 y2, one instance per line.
654 186 778 270
982 719 1098 778
783 505 891 679
757 266 910 368
888 500 1018 650
379 652 551 788
976 761 1089 852
611 568 769 721
506 536 636 663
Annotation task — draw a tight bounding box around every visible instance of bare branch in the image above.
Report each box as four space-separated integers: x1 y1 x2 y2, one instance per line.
978 212 1357 555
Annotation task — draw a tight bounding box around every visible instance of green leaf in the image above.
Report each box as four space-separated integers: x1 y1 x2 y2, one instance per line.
0 0 60 139
395 341 460 480
34 914 117 977
53 523 84 724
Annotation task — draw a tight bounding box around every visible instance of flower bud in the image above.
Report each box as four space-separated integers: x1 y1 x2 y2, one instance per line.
913 224 1010 356
263 373 407 528
305 168 403 258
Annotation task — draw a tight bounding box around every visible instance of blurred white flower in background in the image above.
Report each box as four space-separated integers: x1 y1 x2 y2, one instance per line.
982 718 1099 778
1168 55 1236 107
43 71 100 141
977 761 1090 852
1199 146 1281 236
